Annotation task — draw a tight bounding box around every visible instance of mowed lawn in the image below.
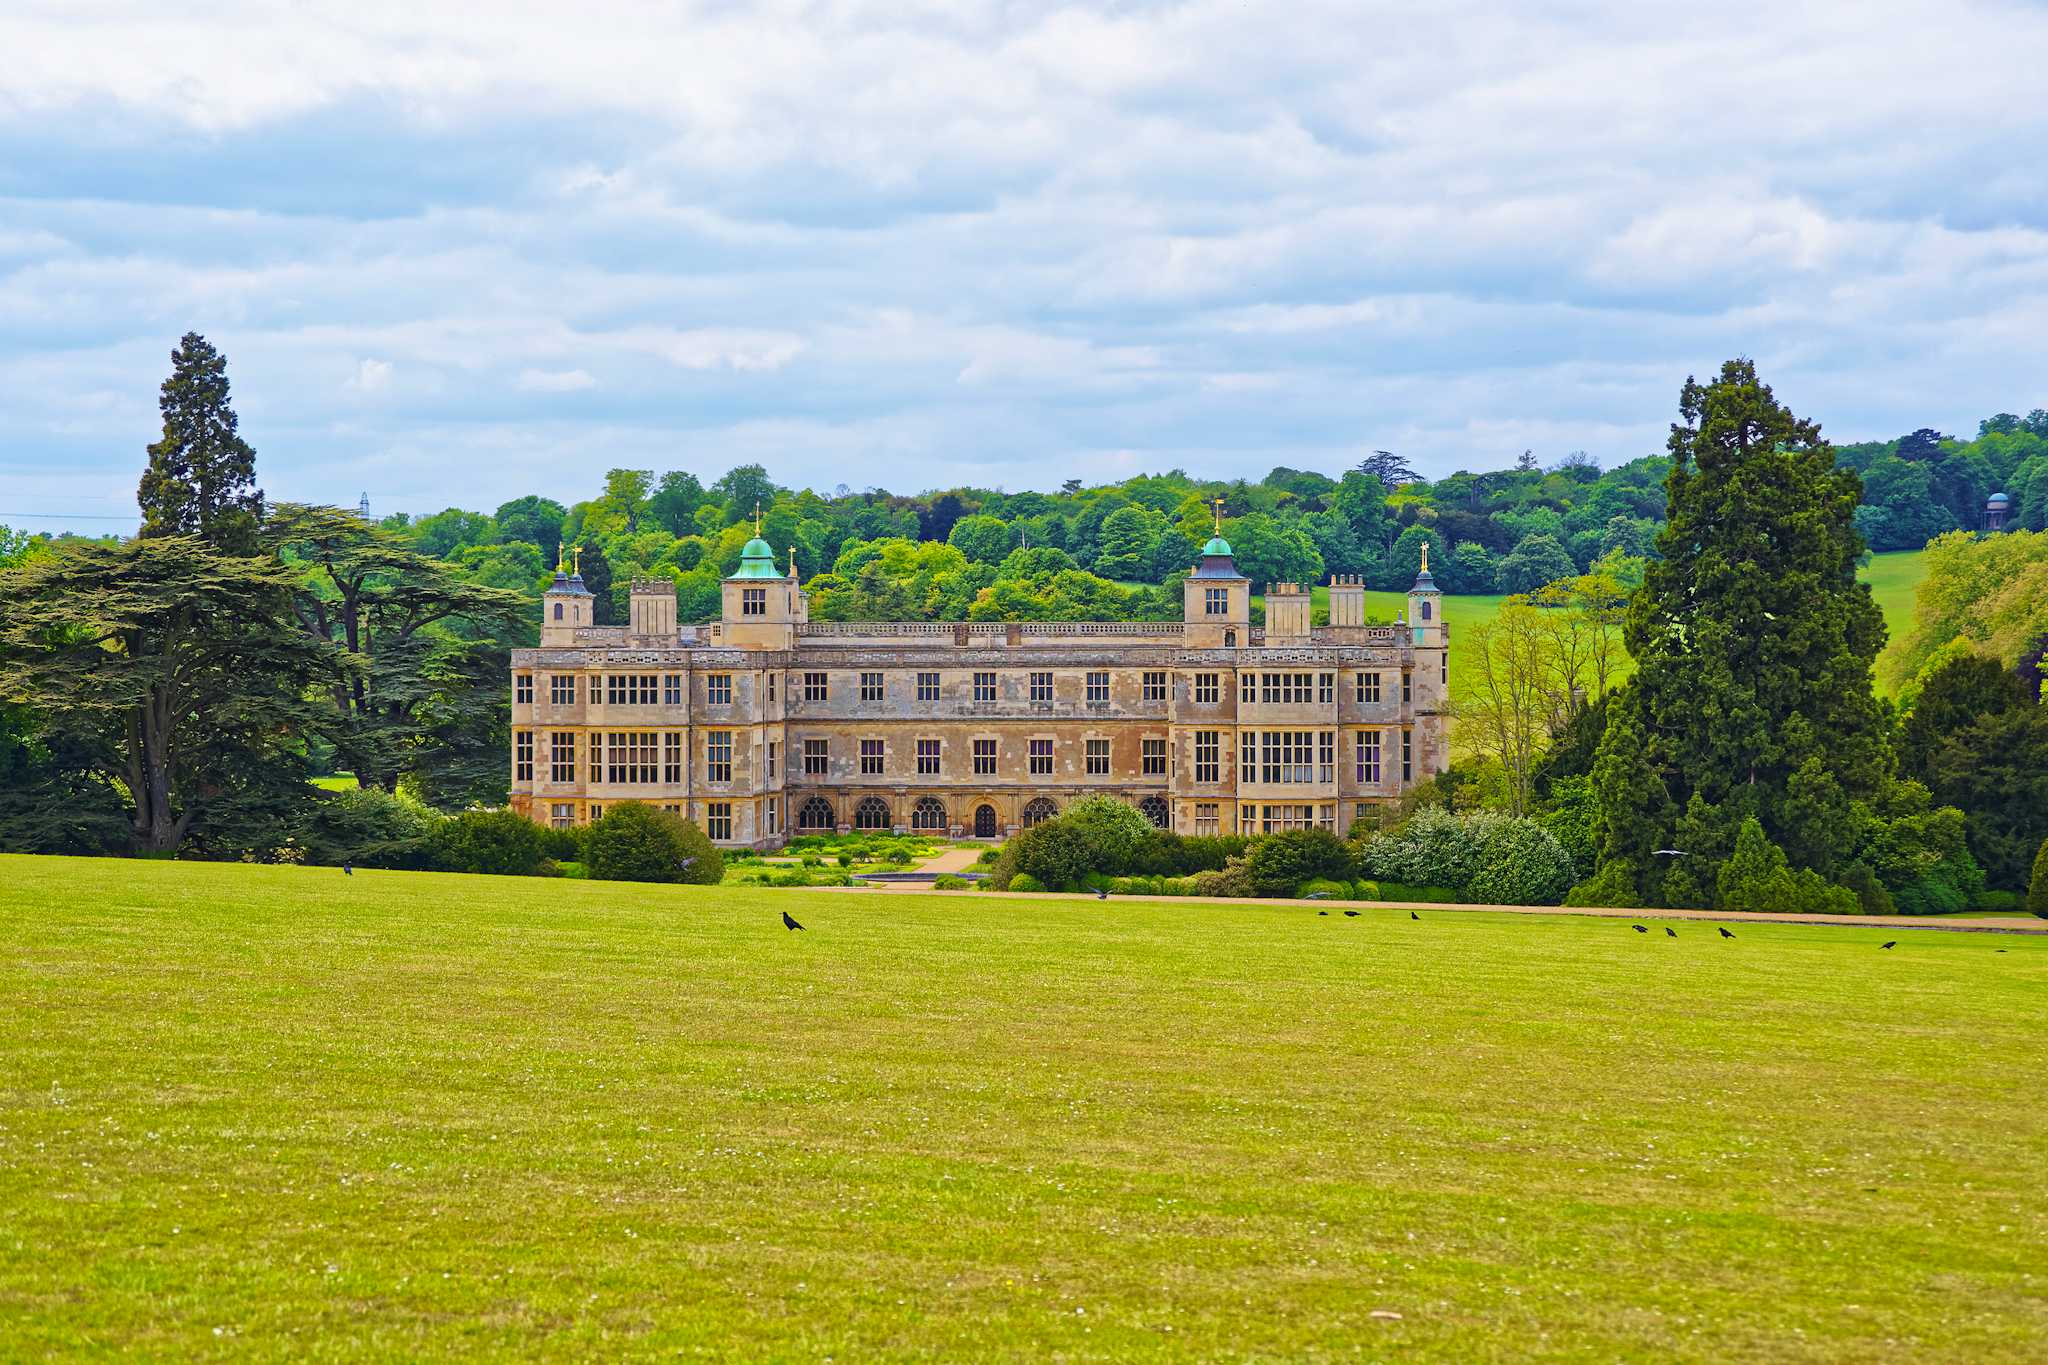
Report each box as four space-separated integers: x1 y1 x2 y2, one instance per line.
3 857 2043 1361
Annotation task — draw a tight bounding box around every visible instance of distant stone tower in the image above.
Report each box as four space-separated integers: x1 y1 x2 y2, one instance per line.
357 492 371 521
1986 491 2011 532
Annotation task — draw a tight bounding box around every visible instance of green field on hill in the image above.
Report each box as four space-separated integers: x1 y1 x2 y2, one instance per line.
1256 549 1929 703
2 855 2042 1361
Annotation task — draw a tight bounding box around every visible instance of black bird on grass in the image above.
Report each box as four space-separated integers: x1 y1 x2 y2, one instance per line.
1343 910 1360 918
1632 924 1648 933
782 911 804 931
1410 911 1419 921
1318 910 1329 917
1881 940 1896 949
1665 926 1677 938
1718 926 1734 939
342 861 352 876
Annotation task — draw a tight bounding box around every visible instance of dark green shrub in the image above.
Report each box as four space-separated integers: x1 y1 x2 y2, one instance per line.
933 874 970 890
301 786 441 870
1972 889 2020 912
2032 838 2048 918
430 809 552 877
1243 829 1354 896
1297 877 1351 899
1892 876 1967 916
540 823 582 863
1564 860 1642 908
1008 873 1044 892
1465 819 1575 906
1373 882 1459 903
584 803 723 884
1188 859 1257 898
1840 862 1897 915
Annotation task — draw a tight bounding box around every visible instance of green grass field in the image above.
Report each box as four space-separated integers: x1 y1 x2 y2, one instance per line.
3 856 2042 1360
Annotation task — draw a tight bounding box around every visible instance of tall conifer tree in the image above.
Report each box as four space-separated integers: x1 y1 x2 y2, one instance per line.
137 332 263 553
1591 359 1887 901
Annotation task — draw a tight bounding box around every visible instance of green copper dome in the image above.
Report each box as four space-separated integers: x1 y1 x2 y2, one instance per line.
727 536 784 579
1201 535 1233 558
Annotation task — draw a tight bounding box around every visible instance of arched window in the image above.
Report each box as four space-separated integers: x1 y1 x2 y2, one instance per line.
854 796 892 830
1224 629 1237 647
1138 796 1169 829
797 796 836 830
1421 600 1432 620
911 796 947 830
1021 797 1058 828
553 602 563 620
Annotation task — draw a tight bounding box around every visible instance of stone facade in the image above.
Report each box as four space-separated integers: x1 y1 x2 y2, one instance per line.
509 536 1451 847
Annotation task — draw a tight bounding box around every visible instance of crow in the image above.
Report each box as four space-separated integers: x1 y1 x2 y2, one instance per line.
1095 888 1109 901
782 911 804 931
1318 910 1329 917
679 857 696 870
1665 926 1677 938
1632 924 1648 933
342 862 352 876
1343 910 1360 918
1410 911 1419 921
1303 891 1331 900
1881 940 1896 949
1718 926 1734 939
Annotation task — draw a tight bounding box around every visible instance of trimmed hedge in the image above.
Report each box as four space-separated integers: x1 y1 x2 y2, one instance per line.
585 803 723 885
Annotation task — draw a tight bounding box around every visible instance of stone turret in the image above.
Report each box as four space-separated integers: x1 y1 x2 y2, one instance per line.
1407 542 1442 650
1182 499 1250 649
720 529 804 648
541 557 593 647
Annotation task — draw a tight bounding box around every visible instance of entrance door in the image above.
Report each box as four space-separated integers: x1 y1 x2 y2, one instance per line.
974 804 998 838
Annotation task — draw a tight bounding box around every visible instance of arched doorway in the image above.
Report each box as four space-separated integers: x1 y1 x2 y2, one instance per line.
797 796 835 830
1138 795 1169 829
911 796 947 831
973 804 998 838
854 796 892 830
1021 797 1058 828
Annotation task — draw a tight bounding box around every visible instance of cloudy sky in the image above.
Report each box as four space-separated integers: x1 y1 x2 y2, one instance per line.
4 1 2046 532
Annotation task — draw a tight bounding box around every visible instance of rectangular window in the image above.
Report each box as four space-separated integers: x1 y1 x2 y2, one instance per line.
1403 729 1413 781
974 671 996 703
766 741 778 781
1086 671 1109 704
1319 731 1335 783
1357 671 1380 704
590 740 602 784
515 673 533 704
705 673 731 706
766 797 779 836
804 672 828 701
1358 731 1380 784
663 674 683 706
804 738 828 775
1259 673 1316 704
860 738 885 776
742 586 766 616
1085 738 1110 775
705 731 732 784
1194 802 1219 836
1205 586 1228 616
549 802 575 830
1142 737 1166 776
973 738 996 775
550 732 577 784
1194 673 1219 705
1028 739 1053 775
1194 731 1220 784
606 674 658 706
1403 671 1412 704
860 672 884 702
514 730 534 782
1030 672 1053 704
606 732 659 784
1143 671 1167 701
706 801 732 840
917 671 940 702
664 732 684 785
1319 673 1335 704
917 739 941 776
1242 730 1256 780
1258 804 1317 834
1256 731 1319 784
551 674 576 706
589 804 603 822
1240 673 1255 703
767 673 778 703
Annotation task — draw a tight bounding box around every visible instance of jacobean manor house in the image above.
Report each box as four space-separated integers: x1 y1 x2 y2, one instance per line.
509 526 1450 847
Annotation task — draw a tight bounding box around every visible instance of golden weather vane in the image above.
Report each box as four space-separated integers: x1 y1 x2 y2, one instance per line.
1420 540 1429 573
1212 496 1225 535
788 545 798 578
754 501 763 536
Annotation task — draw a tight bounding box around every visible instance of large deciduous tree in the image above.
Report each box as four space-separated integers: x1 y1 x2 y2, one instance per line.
137 333 263 554
1590 360 1889 902
268 504 528 804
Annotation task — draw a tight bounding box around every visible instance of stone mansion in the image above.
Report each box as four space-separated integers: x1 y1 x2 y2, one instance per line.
509 528 1450 847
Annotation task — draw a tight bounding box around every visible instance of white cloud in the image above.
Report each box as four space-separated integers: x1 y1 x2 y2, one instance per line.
517 367 596 392
344 358 392 393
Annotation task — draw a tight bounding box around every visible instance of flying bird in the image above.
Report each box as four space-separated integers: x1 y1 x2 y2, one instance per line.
1881 940 1896 949
1632 924 1648 933
782 911 804 931
1665 926 1677 938
1303 891 1330 900
1718 926 1734 939
679 857 696 870
1095 888 1109 900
